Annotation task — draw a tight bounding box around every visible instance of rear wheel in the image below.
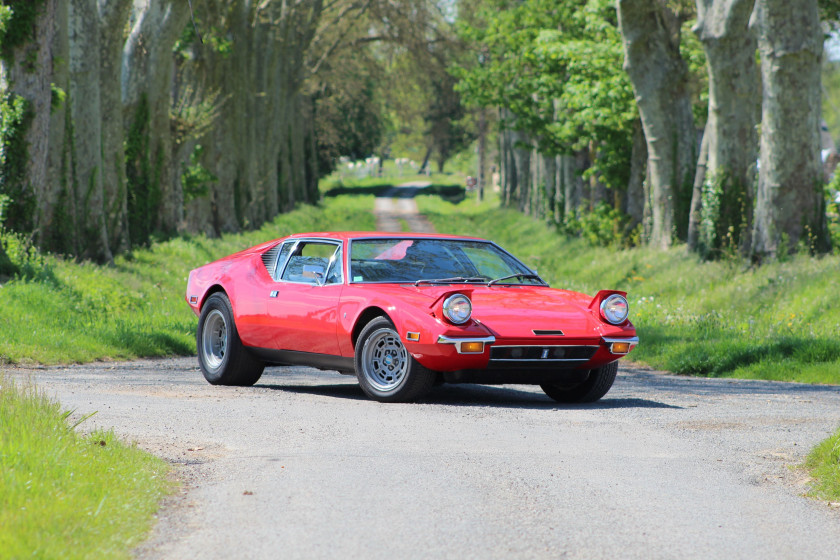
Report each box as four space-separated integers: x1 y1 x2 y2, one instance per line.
355 317 436 402
197 292 264 386
540 361 618 403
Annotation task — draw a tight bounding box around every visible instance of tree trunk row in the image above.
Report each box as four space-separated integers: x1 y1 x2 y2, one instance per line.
1 0 324 263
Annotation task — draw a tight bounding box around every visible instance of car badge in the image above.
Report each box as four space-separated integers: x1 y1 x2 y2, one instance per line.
541 349 550 359
270 290 279 298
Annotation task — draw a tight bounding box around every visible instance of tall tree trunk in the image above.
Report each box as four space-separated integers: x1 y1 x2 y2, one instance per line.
687 128 709 250
122 0 195 240
44 0 72 253
625 119 647 237
617 0 696 249
476 108 487 202
98 0 132 254
1 0 56 234
69 0 112 262
751 0 829 259
692 0 759 257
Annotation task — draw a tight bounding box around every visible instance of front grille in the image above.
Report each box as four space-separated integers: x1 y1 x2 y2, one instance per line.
490 345 597 363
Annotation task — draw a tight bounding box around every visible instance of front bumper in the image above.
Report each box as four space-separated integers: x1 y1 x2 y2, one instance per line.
410 333 639 374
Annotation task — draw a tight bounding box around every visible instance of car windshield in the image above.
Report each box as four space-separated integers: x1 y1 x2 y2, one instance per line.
349 238 545 285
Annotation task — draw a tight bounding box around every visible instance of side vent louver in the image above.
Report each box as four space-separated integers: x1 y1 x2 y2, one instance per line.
261 245 281 279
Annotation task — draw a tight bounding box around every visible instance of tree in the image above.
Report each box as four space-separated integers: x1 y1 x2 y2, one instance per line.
0 0 55 236
687 0 759 257
751 0 830 259
617 0 696 249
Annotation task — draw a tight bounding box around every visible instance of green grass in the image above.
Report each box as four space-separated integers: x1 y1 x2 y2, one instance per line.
0 374 172 558
417 191 840 385
0 197 375 365
804 427 840 502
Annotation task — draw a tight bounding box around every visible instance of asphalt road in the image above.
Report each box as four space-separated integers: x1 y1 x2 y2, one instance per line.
10 358 840 559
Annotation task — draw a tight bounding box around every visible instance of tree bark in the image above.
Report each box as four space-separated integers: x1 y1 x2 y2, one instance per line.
625 119 647 237
687 127 709 250
617 0 696 249
1 0 56 233
123 0 196 238
98 0 132 254
692 0 759 257
69 0 112 262
751 0 829 259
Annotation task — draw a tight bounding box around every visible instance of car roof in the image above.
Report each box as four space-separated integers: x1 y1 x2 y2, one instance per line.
282 232 488 242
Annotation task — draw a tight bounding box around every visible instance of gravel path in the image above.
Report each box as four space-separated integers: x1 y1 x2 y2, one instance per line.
373 181 435 232
8 359 840 559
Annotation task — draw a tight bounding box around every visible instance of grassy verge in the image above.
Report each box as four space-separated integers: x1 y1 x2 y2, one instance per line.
0 196 375 365
416 191 840 386
0 374 171 558
804 427 840 502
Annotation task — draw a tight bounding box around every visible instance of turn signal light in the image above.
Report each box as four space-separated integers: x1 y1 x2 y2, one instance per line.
460 342 485 353
611 341 631 354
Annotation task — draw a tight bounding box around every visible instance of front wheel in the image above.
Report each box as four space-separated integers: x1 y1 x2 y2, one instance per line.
197 292 264 386
541 361 618 403
355 317 436 402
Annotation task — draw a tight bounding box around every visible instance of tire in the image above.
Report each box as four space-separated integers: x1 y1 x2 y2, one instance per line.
355 317 436 402
540 361 618 403
197 292 264 386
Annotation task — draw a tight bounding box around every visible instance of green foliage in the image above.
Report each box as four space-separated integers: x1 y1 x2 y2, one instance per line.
0 92 34 233
453 0 637 190
181 144 215 203
50 82 66 113
804 427 840 501
0 0 46 64
0 376 172 558
314 57 385 175
564 202 632 248
698 169 750 260
417 190 840 385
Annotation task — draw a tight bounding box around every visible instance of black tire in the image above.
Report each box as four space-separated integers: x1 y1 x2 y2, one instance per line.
197 292 264 386
540 361 618 403
355 317 436 402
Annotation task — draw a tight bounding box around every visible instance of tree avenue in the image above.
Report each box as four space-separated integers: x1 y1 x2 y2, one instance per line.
0 0 837 265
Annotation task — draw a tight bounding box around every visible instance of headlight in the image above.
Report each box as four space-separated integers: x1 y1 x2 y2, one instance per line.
443 294 472 325
600 294 629 324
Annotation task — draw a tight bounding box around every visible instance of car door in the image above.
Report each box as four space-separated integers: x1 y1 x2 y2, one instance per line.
266 239 344 356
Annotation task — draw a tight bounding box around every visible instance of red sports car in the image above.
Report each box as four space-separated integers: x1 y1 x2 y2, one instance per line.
185 232 638 403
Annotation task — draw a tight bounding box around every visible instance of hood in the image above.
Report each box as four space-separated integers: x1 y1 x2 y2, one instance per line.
468 286 603 339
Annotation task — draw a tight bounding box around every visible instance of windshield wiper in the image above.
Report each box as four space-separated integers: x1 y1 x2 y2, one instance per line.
414 276 487 286
487 273 547 286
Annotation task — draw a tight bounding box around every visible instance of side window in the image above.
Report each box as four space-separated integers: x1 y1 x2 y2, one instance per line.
280 242 339 284
272 242 294 281
325 248 343 285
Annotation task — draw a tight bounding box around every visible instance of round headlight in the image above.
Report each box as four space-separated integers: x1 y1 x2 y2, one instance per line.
600 294 629 324
443 294 472 325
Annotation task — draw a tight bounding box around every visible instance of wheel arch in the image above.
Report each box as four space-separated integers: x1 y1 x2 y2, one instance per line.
200 285 228 311
351 306 392 349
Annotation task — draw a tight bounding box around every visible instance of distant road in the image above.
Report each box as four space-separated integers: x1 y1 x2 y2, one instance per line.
373 180 436 232
12 359 840 559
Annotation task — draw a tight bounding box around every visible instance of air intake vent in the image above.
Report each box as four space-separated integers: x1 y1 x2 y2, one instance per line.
261 245 281 278
533 330 565 336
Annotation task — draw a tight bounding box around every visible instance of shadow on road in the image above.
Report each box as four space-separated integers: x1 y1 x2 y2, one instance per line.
257 380 681 410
